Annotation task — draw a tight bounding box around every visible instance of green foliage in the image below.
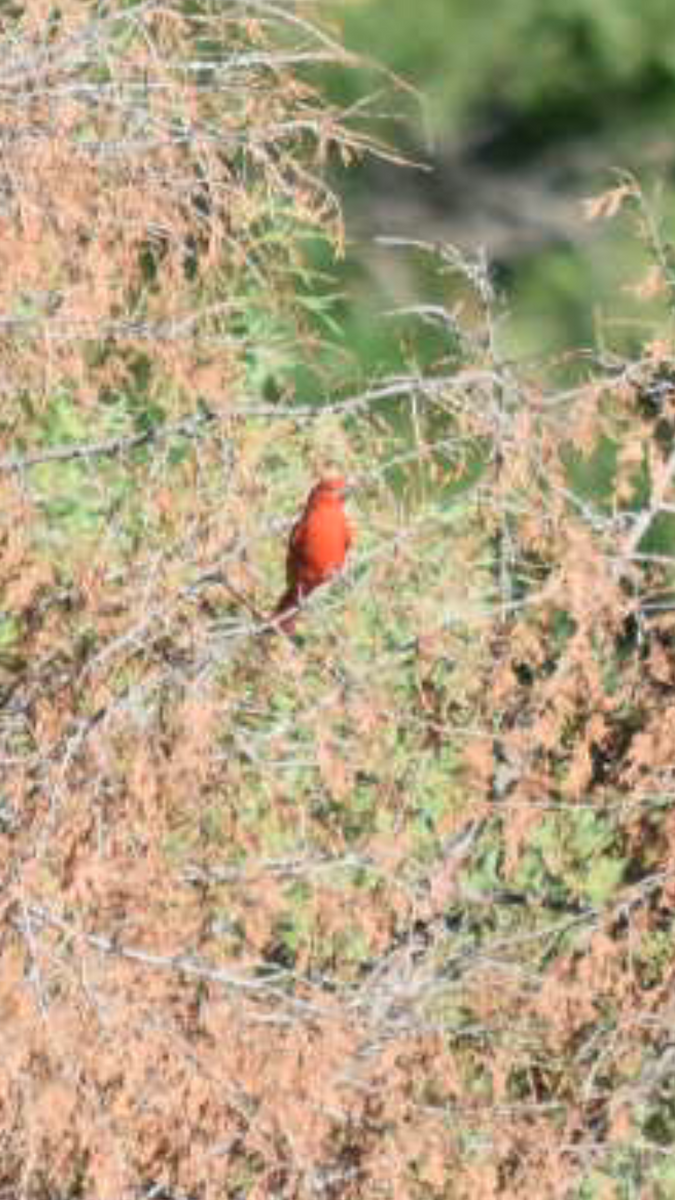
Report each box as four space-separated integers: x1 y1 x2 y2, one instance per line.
6 2 675 1195
314 0 675 379
332 0 675 138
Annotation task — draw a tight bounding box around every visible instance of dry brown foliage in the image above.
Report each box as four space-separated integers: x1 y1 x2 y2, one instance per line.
3 9 675 1200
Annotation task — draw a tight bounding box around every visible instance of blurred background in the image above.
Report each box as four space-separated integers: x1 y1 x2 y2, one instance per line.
298 0 675 391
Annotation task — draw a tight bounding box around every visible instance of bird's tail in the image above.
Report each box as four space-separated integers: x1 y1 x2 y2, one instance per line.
271 586 301 635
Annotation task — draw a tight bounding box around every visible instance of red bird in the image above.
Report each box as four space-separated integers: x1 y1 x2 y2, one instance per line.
272 476 354 634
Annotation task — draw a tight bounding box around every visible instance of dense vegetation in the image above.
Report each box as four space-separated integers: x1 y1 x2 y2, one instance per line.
3 3 675 1199
314 0 675 371
334 0 675 137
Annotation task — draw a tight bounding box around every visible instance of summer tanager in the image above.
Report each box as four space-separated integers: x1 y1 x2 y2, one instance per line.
272 476 354 634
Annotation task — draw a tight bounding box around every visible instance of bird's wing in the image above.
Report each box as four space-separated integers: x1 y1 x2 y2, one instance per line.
286 515 307 584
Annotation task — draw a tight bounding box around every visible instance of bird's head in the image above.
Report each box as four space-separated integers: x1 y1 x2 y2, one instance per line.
308 475 350 506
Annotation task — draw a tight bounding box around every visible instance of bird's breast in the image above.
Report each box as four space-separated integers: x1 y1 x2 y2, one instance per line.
295 507 349 581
